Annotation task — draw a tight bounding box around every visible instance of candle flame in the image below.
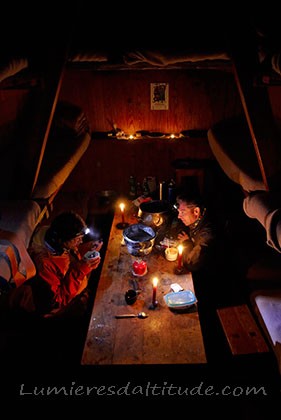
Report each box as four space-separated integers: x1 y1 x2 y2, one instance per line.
178 244 183 255
120 203 125 212
152 277 158 287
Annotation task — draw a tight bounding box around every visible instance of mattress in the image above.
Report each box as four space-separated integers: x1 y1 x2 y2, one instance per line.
207 116 266 192
31 131 91 200
0 200 41 247
0 57 28 83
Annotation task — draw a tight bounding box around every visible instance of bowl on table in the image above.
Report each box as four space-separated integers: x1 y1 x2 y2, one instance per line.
165 246 178 261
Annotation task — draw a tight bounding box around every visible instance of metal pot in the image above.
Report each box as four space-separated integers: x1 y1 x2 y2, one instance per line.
138 200 172 230
123 223 156 257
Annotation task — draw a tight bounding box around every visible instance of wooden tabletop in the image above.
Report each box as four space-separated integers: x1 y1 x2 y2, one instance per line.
81 202 207 365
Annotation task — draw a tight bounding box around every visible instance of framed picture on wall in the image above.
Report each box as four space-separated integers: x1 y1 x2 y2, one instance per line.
150 83 169 110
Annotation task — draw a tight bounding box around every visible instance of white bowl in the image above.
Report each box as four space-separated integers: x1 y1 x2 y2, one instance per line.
83 250 100 261
165 247 178 261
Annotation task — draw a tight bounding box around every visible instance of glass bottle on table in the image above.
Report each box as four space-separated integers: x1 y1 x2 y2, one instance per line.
136 182 143 198
129 175 137 199
168 178 176 204
142 177 150 197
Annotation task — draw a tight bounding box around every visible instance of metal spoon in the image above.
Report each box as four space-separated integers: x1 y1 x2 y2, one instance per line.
115 312 148 319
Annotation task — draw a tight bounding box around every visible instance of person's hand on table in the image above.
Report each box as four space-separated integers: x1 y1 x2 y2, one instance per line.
177 231 189 243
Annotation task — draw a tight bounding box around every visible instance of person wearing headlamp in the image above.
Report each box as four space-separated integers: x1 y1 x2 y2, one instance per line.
25 211 103 318
175 193 217 273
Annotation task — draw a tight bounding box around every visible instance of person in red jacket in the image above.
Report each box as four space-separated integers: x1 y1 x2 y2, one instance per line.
2 211 103 319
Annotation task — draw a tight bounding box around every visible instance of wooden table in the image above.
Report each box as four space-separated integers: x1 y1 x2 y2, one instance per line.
81 203 207 365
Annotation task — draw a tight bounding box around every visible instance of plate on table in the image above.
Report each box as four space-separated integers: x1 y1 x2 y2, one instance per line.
164 290 197 310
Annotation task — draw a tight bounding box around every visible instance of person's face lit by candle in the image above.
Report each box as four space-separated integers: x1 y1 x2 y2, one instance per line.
177 202 200 226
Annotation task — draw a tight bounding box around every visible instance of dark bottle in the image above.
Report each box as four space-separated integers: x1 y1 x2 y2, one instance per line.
136 182 143 197
168 179 176 204
142 177 150 197
129 176 137 198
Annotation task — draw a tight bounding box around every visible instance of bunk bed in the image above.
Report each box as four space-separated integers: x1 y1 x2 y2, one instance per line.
0 101 91 291
30 101 91 218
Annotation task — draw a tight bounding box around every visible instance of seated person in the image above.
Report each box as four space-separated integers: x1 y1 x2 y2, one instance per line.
5 211 103 318
175 193 217 273
175 192 224 339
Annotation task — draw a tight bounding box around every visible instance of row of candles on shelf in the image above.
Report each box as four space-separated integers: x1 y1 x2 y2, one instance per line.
114 133 180 140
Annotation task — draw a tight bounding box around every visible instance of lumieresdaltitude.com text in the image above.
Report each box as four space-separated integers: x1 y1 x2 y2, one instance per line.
19 381 269 397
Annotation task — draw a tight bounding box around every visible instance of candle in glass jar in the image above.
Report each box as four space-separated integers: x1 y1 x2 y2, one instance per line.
177 245 183 269
120 203 125 224
152 277 158 306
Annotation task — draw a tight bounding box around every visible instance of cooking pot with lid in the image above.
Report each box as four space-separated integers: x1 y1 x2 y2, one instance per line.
123 223 156 257
138 200 172 231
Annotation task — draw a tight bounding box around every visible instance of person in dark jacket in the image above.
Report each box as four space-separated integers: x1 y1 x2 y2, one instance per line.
175 193 217 273
175 193 224 362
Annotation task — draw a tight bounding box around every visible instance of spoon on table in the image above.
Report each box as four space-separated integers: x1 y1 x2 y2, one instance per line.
115 312 148 319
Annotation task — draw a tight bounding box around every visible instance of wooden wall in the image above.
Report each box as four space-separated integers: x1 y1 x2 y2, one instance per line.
61 136 214 199
0 89 28 125
1 66 281 207
59 69 243 133
269 86 281 125
58 68 244 199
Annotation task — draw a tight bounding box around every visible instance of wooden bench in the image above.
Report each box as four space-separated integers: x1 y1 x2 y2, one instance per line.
217 304 269 355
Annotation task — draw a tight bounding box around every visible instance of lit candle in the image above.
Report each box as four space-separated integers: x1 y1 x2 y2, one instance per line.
120 203 125 224
159 182 163 201
152 277 158 307
177 245 183 269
